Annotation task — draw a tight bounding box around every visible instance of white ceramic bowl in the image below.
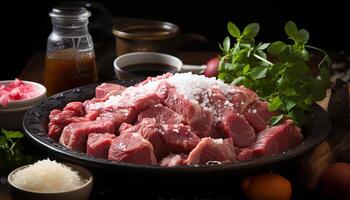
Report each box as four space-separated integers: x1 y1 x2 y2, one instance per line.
0 80 46 130
8 162 93 200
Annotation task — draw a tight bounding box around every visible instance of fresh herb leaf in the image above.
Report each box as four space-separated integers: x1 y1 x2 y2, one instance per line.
301 49 309 61
267 41 287 55
269 96 282 111
277 75 297 96
0 135 7 146
218 21 331 125
1 128 24 139
223 37 230 52
232 76 244 85
243 65 250 74
285 98 297 111
242 23 260 39
296 29 309 45
0 129 35 175
250 66 268 79
285 21 298 39
271 114 284 125
227 22 241 38
257 42 270 50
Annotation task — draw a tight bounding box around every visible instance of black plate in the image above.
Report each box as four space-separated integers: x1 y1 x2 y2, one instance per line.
22 79 330 180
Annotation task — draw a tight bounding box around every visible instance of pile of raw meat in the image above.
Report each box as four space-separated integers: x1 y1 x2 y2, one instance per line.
48 73 303 167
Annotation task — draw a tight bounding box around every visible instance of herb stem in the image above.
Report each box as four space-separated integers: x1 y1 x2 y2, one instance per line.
305 45 327 55
9 140 19 156
305 45 329 68
219 55 227 71
233 42 240 53
253 53 273 65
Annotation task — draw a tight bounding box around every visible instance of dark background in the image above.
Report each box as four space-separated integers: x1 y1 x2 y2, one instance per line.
2 0 348 80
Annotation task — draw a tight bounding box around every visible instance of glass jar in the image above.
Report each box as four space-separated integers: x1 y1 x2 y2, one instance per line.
44 7 97 96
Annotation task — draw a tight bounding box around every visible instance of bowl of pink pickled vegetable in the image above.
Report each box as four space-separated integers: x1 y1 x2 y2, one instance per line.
0 79 46 129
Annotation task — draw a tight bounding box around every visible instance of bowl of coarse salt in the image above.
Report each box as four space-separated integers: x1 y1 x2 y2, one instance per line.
7 159 93 200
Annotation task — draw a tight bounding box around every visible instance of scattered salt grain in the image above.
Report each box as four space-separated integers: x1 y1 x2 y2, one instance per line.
213 138 223 144
167 73 231 101
89 73 235 114
117 142 127 151
132 132 141 138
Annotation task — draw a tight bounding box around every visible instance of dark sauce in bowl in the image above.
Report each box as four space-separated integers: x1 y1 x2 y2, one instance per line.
123 63 177 77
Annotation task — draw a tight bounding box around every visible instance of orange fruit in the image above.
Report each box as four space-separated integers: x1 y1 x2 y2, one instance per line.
241 176 252 194
241 173 292 200
322 162 350 200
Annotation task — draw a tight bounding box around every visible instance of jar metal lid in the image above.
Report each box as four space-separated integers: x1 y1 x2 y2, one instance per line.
49 7 91 20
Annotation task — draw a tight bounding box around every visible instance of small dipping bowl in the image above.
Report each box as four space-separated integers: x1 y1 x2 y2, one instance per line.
8 163 93 200
0 80 46 130
114 52 182 80
114 52 206 80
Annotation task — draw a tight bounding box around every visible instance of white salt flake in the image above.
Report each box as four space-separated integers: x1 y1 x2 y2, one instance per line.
213 138 223 144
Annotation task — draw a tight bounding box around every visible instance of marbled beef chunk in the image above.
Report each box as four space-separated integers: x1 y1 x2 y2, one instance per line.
227 85 258 113
244 101 278 132
95 83 125 100
160 83 215 138
63 102 85 116
218 109 256 147
235 147 254 161
253 120 303 157
59 120 115 152
48 102 98 141
108 132 157 165
135 72 173 87
120 118 169 160
187 137 236 165
160 154 188 167
137 104 200 155
86 133 116 159
198 87 256 143
137 104 185 125
48 109 84 141
161 124 200 154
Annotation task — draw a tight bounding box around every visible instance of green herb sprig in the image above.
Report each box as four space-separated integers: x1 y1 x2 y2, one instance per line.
0 128 34 175
218 21 331 125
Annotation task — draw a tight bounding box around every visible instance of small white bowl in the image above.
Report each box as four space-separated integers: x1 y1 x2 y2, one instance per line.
0 80 46 109
0 80 46 130
8 163 93 200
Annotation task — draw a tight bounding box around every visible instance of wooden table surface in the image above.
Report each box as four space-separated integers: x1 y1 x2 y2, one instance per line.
1 50 349 200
